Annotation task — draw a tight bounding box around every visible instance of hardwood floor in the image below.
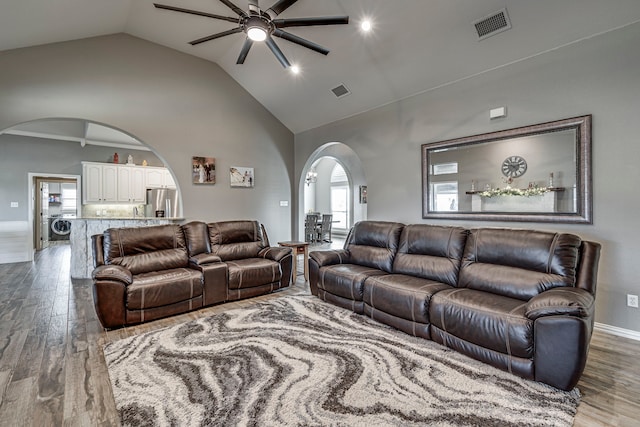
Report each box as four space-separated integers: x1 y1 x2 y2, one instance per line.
0 244 638 426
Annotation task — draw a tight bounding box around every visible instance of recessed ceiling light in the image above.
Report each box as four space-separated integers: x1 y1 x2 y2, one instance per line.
290 65 300 74
360 20 372 32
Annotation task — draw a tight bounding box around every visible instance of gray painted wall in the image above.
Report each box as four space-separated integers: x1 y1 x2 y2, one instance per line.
0 34 294 242
295 23 640 332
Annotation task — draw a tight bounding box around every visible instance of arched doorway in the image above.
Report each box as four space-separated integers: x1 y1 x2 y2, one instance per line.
298 142 367 240
0 117 182 263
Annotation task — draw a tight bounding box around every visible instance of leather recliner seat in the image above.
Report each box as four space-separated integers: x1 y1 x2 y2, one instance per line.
309 221 601 391
92 220 293 329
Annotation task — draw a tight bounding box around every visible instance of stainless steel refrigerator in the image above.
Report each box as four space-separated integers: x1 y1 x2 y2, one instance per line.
145 188 178 218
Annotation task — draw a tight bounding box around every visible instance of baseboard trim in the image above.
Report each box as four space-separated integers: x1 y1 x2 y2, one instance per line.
594 322 640 341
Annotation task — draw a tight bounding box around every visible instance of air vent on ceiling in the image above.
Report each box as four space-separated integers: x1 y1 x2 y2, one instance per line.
473 8 511 40
331 83 351 98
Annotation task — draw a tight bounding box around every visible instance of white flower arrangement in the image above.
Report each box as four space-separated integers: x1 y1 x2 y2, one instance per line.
479 186 550 198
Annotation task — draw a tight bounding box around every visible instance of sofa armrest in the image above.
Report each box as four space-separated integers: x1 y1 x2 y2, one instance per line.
525 287 594 320
259 246 292 262
92 265 130 328
309 249 350 267
92 264 133 285
189 253 222 265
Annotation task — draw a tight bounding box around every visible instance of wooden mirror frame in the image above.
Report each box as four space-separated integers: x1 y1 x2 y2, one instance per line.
421 115 592 224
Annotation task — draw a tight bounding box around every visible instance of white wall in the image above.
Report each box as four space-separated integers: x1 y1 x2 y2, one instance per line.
295 23 640 333
0 34 294 243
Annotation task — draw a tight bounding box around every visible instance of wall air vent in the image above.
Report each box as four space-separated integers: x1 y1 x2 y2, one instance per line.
331 83 351 98
473 8 511 40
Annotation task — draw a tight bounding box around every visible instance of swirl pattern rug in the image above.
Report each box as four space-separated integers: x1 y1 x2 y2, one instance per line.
103 295 580 426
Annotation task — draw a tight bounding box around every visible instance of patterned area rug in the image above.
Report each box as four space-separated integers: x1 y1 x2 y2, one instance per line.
103 295 580 426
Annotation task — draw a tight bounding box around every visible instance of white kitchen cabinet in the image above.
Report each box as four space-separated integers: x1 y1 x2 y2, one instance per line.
145 167 176 189
117 166 146 203
82 162 118 204
83 162 174 204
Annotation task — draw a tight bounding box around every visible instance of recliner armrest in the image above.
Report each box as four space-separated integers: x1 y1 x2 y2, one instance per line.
259 246 292 262
189 253 222 265
525 287 594 320
92 264 133 285
309 249 350 267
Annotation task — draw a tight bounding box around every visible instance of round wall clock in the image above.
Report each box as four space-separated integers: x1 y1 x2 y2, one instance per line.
501 155 527 178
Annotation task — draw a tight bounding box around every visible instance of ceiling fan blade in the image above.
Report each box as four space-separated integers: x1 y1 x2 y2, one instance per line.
266 0 298 17
273 29 329 55
216 0 247 17
248 0 260 15
273 16 349 28
154 3 239 23
236 39 254 64
189 27 243 45
265 37 291 68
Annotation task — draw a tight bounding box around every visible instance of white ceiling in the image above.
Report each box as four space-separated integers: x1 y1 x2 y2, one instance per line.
2 0 640 133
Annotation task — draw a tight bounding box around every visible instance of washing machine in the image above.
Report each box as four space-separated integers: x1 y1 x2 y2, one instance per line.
49 216 72 241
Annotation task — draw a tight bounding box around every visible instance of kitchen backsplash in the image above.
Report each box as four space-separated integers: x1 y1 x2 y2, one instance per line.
82 204 146 218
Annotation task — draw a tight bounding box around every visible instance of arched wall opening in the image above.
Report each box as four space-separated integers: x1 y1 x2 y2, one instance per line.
298 142 367 240
0 117 183 263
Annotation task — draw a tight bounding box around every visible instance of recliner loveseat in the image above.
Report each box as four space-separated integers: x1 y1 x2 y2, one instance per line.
92 220 292 328
309 221 601 391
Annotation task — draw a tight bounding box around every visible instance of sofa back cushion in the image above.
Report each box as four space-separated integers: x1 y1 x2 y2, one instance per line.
393 224 468 287
182 221 211 256
103 224 188 275
208 220 266 261
458 228 582 301
345 221 404 273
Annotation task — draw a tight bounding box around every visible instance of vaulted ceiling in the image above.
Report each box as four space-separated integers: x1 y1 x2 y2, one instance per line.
2 0 640 133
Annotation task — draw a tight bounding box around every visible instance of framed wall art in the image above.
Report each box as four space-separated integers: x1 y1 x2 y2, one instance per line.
230 166 254 188
192 156 216 184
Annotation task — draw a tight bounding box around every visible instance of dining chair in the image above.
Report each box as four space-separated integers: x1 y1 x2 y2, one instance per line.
304 214 319 243
318 214 333 243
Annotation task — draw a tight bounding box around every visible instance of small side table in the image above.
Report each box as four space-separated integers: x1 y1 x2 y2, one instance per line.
277 241 309 284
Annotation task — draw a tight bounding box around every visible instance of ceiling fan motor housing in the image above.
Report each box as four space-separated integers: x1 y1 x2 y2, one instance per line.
244 15 273 41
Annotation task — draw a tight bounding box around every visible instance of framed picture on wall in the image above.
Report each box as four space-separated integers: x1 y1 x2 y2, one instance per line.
192 156 216 184
230 166 254 188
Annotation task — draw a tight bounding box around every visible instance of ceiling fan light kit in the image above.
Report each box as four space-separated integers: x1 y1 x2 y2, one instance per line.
154 0 349 69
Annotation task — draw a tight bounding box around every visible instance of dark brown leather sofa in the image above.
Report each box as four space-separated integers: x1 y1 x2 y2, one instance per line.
309 221 601 391
92 220 292 329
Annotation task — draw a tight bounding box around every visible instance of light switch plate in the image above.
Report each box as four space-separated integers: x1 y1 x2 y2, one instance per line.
490 106 507 119
10 202 19 208
279 201 289 207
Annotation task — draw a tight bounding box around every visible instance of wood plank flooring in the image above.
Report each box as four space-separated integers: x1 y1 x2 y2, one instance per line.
0 244 638 426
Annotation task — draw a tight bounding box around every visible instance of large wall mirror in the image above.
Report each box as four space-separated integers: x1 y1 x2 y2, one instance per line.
422 115 592 223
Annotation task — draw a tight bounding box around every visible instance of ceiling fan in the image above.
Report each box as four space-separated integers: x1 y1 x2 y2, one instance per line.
153 0 349 68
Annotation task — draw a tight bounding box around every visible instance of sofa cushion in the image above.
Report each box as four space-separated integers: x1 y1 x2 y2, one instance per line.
393 224 467 286
226 258 282 290
208 220 266 261
182 221 211 256
127 268 203 310
318 264 387 301
103 224 188 275
429 288 533 359
458 228 582 301
345 221 404 273
364 274 451 324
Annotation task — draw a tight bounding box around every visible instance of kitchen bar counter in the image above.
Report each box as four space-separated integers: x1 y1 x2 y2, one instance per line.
69 217 183 279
